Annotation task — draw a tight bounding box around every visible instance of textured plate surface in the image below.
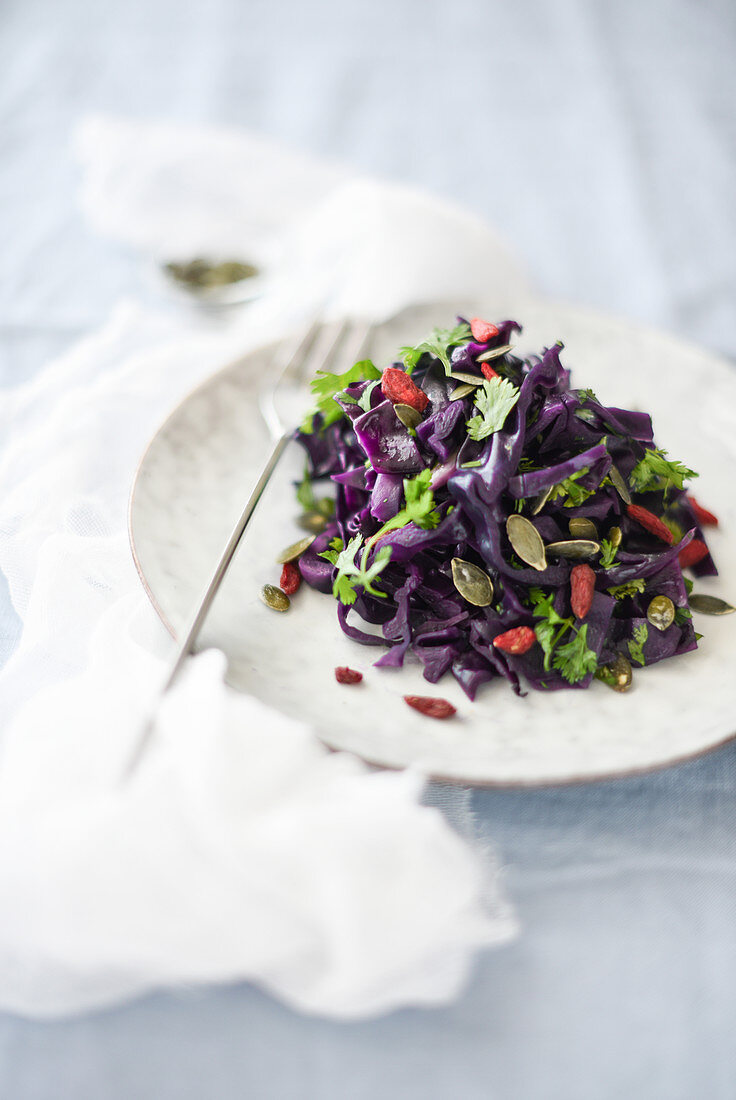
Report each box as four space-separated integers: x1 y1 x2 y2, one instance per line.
129 300 736 785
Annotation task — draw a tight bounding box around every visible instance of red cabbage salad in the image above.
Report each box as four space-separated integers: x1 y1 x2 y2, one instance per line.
293 317 720 698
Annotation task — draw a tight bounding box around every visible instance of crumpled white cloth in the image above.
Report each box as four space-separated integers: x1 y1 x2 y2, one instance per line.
0 116 527 1019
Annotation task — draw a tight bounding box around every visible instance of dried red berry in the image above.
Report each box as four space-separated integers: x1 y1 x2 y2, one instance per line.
335 666 363 685
570 563 596 620
492 625 537 655
678 539 709 569
280 561 301 596
688 496 719 527
381 367 429 413
626 503 674 545
403 695 456 719
470 317 499 343
480 363 500 381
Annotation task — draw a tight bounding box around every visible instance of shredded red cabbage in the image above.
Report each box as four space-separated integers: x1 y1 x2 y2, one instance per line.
295 318 715 698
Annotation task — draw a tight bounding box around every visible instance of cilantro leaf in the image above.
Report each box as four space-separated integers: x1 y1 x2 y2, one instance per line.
529 587 573 671
400 323 472 375
301 359 381 433
295 466 334 518
599 539 619 569
319 535 392 605
628 623 648 666
607 578 646 600
552 624 599 684
548 467 596 508
577 388 598 403
369 468 440 547
466 377 520 441
674 605 692 626
630 447 698 494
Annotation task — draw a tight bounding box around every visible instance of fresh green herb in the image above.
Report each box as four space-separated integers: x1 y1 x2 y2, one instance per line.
552 624 598 684
295 467 334 517
599 539 619 569
301 359 381 433
629 447 698 495
369 468 440 546
574 408 597 424
528 587 598 682
577 388 598 403
628 623 649 666
466 377 520 441
674 606 692 626
461 459 483 469
400 323 472 376
518 456 540 472
548 467 596 508
607 578 646 600
684 576 694 596
514 498 525 513
319 535 392 605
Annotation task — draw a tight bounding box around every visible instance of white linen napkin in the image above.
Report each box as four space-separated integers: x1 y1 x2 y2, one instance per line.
0 116 529 1019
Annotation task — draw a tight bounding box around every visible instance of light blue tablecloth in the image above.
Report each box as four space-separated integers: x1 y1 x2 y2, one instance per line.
2 0 735 1096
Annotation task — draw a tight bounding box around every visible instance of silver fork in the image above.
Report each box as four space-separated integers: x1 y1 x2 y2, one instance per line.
124 315 373 777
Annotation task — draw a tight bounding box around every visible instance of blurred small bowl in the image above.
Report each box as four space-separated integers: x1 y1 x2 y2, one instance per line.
158 255 267 307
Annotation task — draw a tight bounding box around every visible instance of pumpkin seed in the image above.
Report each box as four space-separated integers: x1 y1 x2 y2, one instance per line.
451 557 494 606
609 465 631 505
394 403 423 430
506 514 547 571
568 516 598 539
607 525 622 548
276 535 315 563
545 539 601 560
688 594 736 616
449 383 477 402
298 511 328 534
596 653 633 693
531 485 553 515
476 344 514 363
449 371 484 386
647 595 675 632
260 584 290 612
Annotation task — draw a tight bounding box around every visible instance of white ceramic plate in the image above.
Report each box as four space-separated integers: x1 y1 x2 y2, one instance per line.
129 300 736 785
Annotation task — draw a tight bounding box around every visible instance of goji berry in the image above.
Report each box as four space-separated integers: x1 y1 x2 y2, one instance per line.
492 625 537 655
470 317 499 343
570 563 595 620
403 695 456 719
335 666 363 684
678 539 709 569
626 503 674 545
381 367 429 413
688 496 719 527
480 363 500 381
280 561 301 596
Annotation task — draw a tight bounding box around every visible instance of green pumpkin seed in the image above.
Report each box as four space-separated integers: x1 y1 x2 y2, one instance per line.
568 516 598 540
596 653 633 693
449 383 477 402
506 514 547 571
688 594 736 616
276 535 315 564
531 485 553 515
609 465 632 505
476 344 514 363
607 525 622 548
260 584 290 612
394 403 423 430
449 371 484 386
545 539 601 561
647 595 675 632
451 557 494 606
298 511 328 534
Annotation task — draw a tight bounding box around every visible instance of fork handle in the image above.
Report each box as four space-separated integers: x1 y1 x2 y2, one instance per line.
124 430 291 777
